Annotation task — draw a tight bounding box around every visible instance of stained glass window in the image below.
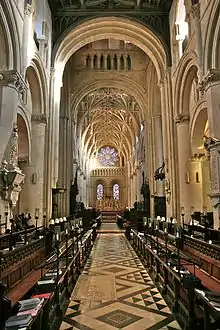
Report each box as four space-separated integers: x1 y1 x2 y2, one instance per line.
113 184 119 200
97 184 104 200
98 146 118 167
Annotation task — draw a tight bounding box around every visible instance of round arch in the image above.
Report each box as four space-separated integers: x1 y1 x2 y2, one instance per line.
71 75 147 121
53 17 167 82
203 1 220 72
17 113 30 163
0 0 20 70
70 76 147 163
25 54 48 115
174 51 198 115
190 99 208 156
29 54 48 115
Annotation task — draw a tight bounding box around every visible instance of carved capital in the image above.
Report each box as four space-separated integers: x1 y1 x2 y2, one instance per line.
199 69 220 91
174 113 189 125
31 114 47 124
0 70 27 95
24 4 33 16
191 3 200 20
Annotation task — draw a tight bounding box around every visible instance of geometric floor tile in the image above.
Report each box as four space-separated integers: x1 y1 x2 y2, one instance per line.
59 228 181 330
96 309 142 328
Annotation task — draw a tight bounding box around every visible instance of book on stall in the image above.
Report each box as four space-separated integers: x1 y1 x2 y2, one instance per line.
17 303 43 317
32 293 52 299
44 270 62 277
5 314 32 328
18 298 42 312
37 278 55 285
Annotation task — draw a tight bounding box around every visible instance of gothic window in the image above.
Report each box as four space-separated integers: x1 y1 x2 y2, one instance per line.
86 55 91 68
97 184 104 200
98 146 118 166
107 55 111 70
93 54 98 69
114 55 118 70
175 0 189 58
113 184 120 200
100 54 104 69
126 55 131 70
120 55 124 70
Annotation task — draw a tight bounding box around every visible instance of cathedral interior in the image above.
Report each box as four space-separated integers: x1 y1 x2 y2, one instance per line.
1 0 220 329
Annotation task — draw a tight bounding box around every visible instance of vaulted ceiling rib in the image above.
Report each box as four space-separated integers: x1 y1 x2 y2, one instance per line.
77 88 142 161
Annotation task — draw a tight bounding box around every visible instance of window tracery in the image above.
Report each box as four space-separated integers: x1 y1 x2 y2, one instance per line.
175 0 189 58
98 146 118 166
97 183 104 200
113 183 120 200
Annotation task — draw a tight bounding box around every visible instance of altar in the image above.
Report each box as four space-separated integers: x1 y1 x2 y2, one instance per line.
95 197 124 211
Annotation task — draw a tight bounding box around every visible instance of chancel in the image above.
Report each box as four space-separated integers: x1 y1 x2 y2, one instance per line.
0 0 220 329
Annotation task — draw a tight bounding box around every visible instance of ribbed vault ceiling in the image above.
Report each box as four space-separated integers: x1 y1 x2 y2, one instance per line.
77 88 142 160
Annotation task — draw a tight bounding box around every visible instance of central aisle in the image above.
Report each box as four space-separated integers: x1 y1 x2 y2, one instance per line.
60 233 181 330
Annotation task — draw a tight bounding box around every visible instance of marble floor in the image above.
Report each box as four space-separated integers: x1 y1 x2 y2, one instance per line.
59 230 181 330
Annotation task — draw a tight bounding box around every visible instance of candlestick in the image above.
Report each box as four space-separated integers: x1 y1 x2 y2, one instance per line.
181 206 184 215
35 208 39 218
56 233 59 241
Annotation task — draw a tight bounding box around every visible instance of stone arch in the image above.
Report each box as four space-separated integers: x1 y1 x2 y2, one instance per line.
95 179 106 197
189 104 211 213
174 51 198 115
173 0 189 59
0 0 20 70
17 113 30 164
71 76 146 163
203 1 220 71
71 75 147 121
190 99 208 156
53 17 167 82
25 55 48 115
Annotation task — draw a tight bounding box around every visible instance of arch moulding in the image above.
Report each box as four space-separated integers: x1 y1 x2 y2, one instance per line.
203 1 220 72
0 0 21 71
174 51 198 116
189 97 207 149
52 17 167 82
26 53 49 116
70 75 148 121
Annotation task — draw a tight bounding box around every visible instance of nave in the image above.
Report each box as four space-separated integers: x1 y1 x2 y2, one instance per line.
59 224 180 330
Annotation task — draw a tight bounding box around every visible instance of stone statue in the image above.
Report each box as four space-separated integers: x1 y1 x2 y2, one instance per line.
204 135 220 150
8 124 19 170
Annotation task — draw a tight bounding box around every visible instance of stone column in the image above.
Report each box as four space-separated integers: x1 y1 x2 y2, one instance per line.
126 163 130 207
160 69 178 219
191 3 202 78
0 71 27 162
207 142 220 229
175 114 190 223
0 71 27 215
201 70 220 229
46 68 62 217
152 114 165 197
22 3 33 75
136 166 141 201
133 171 137 202
19 114 46 224
83 176 87 204
129 174 133 207
203 70 220 138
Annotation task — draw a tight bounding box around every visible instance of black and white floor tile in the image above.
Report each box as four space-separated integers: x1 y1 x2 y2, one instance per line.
59 227 181 330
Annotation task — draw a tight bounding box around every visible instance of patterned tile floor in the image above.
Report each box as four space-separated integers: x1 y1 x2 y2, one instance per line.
59 229 181 330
